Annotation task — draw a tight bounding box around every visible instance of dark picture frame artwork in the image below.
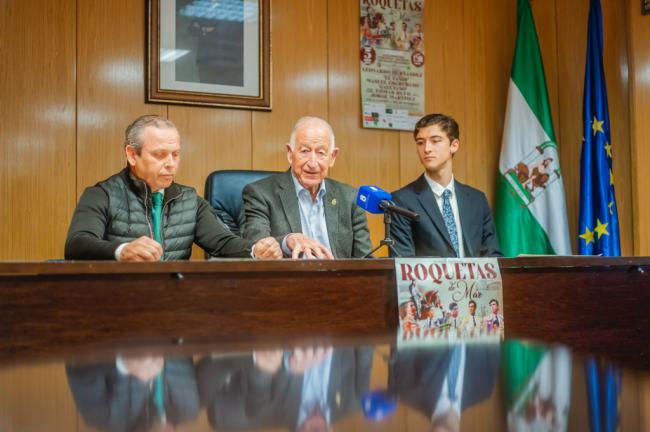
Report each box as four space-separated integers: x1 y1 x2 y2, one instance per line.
147 0 271 110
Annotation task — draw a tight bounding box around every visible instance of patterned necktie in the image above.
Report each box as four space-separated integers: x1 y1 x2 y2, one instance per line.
442 189 459 256
151 192 163 244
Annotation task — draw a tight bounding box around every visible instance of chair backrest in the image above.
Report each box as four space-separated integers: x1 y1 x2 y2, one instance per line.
204 169 278 235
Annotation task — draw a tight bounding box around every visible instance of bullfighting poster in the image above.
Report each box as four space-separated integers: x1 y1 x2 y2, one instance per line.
395 258 504 347
360 0 425 131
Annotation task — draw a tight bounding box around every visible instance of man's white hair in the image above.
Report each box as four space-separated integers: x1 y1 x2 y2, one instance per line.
288 116 336 151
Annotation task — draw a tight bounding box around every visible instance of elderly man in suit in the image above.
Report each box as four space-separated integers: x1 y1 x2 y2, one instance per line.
242 116 372 259
390 113 501 258
196 347 373 431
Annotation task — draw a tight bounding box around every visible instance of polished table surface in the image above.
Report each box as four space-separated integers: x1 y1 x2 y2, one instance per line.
1 257 649 367
0 337 648 432
1 257 650 430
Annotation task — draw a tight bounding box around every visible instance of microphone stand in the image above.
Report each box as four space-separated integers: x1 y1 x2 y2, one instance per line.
364 210 401 258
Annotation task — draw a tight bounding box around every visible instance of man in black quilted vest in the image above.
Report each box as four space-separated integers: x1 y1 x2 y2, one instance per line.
65 115 281 261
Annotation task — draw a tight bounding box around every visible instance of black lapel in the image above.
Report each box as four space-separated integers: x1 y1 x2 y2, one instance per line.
455 181 474 256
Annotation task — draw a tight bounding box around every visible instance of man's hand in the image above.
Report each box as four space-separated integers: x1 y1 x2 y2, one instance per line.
286 233 334 259
122 356 164 382
253 349 283 373
119 236 163 261
288 346 333 374
253 237 282 260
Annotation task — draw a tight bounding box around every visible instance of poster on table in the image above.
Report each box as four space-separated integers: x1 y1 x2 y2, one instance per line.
359 0 425 131
395 258 504 347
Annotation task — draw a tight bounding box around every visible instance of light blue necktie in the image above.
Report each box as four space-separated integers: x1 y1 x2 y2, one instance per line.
447 345 461 403
442 190 459 256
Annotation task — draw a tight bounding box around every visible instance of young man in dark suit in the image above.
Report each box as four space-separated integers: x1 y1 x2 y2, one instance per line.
390 113 501 258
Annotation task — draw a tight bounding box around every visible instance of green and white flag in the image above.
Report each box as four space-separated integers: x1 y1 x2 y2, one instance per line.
496 0 571 256
503 340 572 431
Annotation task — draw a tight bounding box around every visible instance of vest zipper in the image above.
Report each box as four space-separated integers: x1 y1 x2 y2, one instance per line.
143 187 154 240
159 192 182 260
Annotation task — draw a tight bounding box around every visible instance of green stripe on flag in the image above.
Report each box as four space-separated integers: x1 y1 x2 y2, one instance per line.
502 340 548 407
511 0 556 143
496 174 555 256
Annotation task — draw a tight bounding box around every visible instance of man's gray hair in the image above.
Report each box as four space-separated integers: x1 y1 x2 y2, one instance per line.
124 115 177 153
288 116 336 151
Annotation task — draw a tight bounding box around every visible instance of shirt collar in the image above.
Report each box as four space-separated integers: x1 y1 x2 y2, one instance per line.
424 174 455 198
291 173 327 201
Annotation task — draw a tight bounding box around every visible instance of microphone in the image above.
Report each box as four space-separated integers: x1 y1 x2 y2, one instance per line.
357 186 420 221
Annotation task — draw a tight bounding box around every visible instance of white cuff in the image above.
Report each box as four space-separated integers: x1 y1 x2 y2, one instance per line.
114 243 128 261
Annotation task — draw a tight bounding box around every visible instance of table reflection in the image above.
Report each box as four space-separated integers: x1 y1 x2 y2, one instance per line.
197 347 373 431
66 356 199 432
51 339 622 432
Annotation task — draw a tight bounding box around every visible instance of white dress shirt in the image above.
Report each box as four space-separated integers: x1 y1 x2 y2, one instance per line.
432 343 466 419
423 174 465 257
281 175 332 256
297 352 333 427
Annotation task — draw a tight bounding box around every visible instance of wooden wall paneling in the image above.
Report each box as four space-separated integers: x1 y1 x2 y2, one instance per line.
76 0 167 196
460 0 515 203
0 363 78 431
462 385 507 431
628 0 650 255
620 370 642 432
0 0 77 260
602 0 632 255
170 107 253 190
327 0 401 251
399 0 468 188
567 356 589 431
556 0 588 248
640 373 650 431
251 0 329 171
326 0 400 190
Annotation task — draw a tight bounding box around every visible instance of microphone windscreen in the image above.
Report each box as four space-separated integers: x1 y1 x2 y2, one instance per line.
356 185 392 214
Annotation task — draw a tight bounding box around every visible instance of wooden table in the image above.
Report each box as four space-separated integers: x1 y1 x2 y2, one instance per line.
1 257 648 367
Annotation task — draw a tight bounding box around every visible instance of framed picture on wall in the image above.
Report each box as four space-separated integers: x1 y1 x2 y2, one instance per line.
147 0 271 110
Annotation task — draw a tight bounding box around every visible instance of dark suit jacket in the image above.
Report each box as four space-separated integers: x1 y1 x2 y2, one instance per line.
196 348 373 430
390 175 501 257
65 358 200 432
388 344 500 416
242 171 372 258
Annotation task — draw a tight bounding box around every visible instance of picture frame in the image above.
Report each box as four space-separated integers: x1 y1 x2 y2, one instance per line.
147 0 271 110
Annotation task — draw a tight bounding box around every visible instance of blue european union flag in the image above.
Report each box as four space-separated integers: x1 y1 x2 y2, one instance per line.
579 0 621 257
580 5 621 432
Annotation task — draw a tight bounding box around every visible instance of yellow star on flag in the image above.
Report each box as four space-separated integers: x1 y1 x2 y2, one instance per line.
610 169 614 185
608 201 614 215
604 142 612 158
594 218 609 239
579 226 595 246
592 117 605 135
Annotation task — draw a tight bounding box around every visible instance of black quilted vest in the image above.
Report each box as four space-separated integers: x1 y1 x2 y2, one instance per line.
98 169 197 260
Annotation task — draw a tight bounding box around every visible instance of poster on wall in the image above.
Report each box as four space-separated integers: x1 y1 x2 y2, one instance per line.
359 0 425 131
